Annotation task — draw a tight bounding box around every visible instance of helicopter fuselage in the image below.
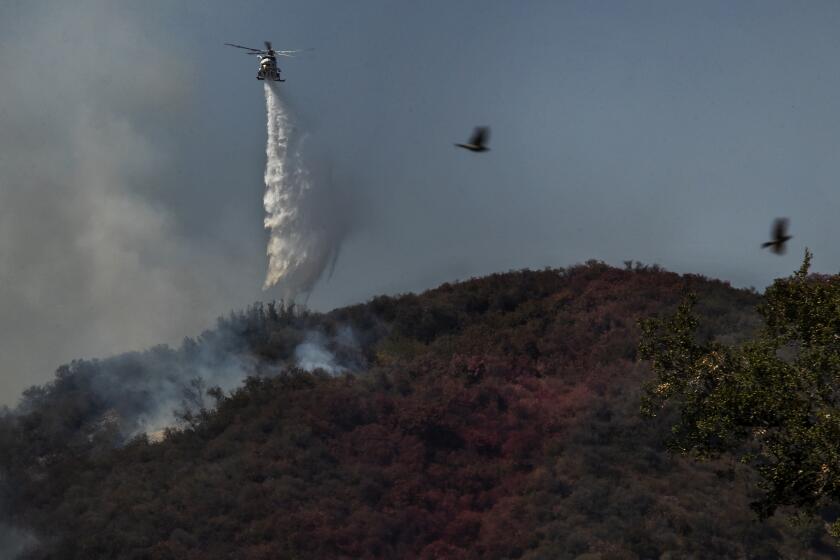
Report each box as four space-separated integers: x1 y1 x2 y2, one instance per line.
257 55 284 82
225 41 306 83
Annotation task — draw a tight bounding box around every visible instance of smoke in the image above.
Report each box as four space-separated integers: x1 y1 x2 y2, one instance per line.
0 523 36 560
263 83 348 298
0 490 36 560
0 1 264 405
88 342 257 438
12 319 263 442
8 305 374 444
294 332 346 375
293 326 366 375
0 306 374 555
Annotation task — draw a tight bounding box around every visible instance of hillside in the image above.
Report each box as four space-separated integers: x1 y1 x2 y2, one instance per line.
2 262 837 559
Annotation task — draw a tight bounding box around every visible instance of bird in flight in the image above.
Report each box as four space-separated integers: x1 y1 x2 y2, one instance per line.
762 218 792 254
456 127 490 152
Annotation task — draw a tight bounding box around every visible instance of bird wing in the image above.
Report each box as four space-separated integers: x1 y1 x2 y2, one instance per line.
773 218 789 240
470 127 488 147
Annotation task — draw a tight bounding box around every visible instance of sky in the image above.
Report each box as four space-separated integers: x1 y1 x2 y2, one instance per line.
1 0 840 403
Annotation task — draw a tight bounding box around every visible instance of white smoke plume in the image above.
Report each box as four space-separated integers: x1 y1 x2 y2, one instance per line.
293 326 366 376
294 332 347 375
263 83 345 298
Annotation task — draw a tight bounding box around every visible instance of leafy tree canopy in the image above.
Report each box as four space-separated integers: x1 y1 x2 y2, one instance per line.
640 249 840 533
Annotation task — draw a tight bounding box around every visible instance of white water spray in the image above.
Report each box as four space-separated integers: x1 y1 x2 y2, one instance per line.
262 83 341 298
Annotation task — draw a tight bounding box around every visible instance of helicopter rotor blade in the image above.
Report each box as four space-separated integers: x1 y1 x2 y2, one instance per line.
276 48 313 57
224 42 262 52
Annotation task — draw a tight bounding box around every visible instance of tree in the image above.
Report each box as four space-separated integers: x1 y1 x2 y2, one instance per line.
639 249 840 534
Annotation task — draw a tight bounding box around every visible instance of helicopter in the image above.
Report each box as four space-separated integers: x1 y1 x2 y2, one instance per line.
224 40 310 82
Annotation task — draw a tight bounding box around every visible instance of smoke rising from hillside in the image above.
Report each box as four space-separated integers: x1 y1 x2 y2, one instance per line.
263 83 347 298
15 332 259 440
7 307 371 443
0 2 267 405
293 327 364 375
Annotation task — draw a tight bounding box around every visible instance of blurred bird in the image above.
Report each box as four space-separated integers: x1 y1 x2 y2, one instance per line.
762 218 792 254
456 127 490 152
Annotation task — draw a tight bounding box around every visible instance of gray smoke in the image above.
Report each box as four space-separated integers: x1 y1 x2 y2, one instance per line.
0 1 262 406
294 332 346 375
294 326 364 375
10 308 371 443
91 344 257 439
13 319 261 442
0 523 36 560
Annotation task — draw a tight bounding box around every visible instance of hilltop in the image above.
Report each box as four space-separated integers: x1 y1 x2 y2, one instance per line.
2 262 837 559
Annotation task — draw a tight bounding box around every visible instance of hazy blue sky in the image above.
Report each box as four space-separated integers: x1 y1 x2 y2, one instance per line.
1 0 839 402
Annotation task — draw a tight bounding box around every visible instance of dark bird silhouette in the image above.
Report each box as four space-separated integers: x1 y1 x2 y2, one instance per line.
762 218 792 254
455 127 490 152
